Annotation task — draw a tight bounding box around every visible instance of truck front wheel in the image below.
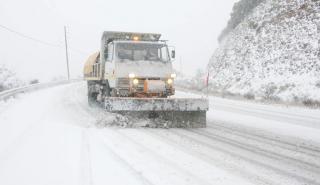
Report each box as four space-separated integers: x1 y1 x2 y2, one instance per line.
88 92 98 106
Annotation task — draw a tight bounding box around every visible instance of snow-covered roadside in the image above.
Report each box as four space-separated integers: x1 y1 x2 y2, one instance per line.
176 91 320 148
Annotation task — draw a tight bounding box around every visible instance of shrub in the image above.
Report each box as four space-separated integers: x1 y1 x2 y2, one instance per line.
316 81 320 88
0 65 23 92
244 92 255 100
302 99 320 108
29 79 39 85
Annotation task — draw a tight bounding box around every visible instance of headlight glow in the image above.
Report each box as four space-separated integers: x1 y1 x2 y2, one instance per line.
133 79 139 85
129 73 135 78
133 36 139 41
167 78 173 85
171 73 177 78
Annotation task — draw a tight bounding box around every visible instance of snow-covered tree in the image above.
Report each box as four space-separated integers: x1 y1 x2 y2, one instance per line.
0 65 24 92
219 0 264 42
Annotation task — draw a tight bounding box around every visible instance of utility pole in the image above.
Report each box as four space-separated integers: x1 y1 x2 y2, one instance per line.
179 57 182 74
64 26 70 80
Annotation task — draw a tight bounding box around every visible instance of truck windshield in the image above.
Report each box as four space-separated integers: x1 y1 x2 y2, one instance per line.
115 43 170 62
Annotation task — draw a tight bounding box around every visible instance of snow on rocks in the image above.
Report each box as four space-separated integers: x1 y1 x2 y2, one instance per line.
208 0 320 105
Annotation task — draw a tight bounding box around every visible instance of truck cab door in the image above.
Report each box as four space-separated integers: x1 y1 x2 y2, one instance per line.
105 43 116 88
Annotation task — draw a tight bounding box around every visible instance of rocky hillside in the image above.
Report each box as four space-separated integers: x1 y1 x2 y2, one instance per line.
208 0 320 105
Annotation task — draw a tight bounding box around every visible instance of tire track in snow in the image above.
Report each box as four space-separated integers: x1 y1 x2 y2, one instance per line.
205 124 320 163
93 132 154 185
188 129 320 181
206 122 320 156
172 129 320 185
145 129 319 185
98 129 213 185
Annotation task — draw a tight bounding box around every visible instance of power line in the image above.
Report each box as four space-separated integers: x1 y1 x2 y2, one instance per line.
0 24 62 48
64 26 70 80
68 46 88 55
0 24 88 55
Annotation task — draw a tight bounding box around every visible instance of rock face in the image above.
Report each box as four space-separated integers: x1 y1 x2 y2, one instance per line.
209 0 320 104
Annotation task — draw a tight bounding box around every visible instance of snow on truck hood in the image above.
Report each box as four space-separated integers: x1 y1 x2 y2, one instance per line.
115 60 172 78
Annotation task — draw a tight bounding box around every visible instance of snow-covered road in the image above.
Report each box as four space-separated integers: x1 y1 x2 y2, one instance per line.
0 82 319 185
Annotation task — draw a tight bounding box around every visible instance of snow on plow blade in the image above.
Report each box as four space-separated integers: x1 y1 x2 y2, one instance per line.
105 98 209 128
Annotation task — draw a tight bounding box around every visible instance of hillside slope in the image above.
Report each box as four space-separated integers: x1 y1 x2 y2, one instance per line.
208 0 320 105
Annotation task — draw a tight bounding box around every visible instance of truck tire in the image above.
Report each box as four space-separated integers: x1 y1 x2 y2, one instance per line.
87 81 99 106
88 92 98 106
105 81 111 97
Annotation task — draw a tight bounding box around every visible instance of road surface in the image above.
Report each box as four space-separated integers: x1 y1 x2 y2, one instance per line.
0 82 319 185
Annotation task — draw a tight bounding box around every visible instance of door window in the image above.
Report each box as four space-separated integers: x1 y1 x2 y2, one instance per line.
106 43 114 61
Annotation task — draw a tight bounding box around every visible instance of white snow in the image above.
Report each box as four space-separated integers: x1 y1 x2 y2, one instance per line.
0 83 253 185
0 82 319 185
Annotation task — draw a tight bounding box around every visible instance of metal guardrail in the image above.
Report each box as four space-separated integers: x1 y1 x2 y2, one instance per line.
0 79 82 101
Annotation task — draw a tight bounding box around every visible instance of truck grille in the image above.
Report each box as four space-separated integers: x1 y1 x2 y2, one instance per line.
117 78 130 87
116 78 162 90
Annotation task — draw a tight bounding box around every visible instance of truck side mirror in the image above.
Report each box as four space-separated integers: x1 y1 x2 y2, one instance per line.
171 50 176 59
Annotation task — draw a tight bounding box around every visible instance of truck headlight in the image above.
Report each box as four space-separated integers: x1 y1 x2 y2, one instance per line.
167 78 173 85
171 73 176 78
129 73 135 78
133 79 139 85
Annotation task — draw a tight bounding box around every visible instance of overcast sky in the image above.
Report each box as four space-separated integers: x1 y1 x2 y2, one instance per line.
0 0 238 81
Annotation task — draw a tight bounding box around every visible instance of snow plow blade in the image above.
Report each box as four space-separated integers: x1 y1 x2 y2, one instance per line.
104 98 209 128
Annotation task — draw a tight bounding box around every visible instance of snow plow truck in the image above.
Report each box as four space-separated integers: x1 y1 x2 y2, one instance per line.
83 31 208 128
